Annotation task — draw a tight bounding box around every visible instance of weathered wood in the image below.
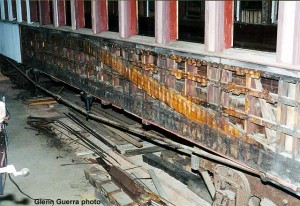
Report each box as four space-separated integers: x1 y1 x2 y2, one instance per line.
131 172 158 194
109 165 145 201
148 169 168 201
124 146 166 157
68 111 118 150
200 171 216 199
103 124 143 148
254 78 276 143
143 154 212 203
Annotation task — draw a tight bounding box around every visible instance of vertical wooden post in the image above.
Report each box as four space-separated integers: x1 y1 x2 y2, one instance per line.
7 0 13 21
39 0 51 25
205 1 233 52
119 0 137 39
16 0 22 22
58 0 66 26
224 0 233 49
91 0 107 34
30 0 39 22
75 0 84 29
0 0 5 20
22 0 27 21
52 0 59 27
276 1 300 65
155 0 177 44
70 0 76 30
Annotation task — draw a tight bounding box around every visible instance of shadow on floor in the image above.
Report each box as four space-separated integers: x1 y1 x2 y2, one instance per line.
0 194 30 205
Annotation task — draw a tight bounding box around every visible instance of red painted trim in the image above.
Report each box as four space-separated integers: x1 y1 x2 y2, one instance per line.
30 1 39 22
22 0 27 21
169 0 177 41
130 0 137 36
92 0 107 33
58 0 66 26
224 0 233 49
39 0 51 25
155 1 177 44
76 0 84 28
119 0 137 38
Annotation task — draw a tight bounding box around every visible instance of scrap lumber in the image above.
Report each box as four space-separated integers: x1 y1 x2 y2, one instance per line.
124 146 167 157
143 153 212 204
70 110 143 148
148 169 169 201
25 97 57 105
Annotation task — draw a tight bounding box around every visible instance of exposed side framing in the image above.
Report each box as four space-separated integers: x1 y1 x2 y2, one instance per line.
20 26 300 193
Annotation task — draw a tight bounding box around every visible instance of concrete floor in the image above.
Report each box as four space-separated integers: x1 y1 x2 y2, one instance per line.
0 79 92 206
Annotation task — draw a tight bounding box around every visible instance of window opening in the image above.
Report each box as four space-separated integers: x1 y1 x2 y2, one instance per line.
108 0 118 32
138 0 155 37
65 0 71 26
84 0 92 28
233 0 278 52
178 1 205 43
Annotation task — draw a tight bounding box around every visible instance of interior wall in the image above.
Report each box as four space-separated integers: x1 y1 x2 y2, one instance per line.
0 21 21 63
